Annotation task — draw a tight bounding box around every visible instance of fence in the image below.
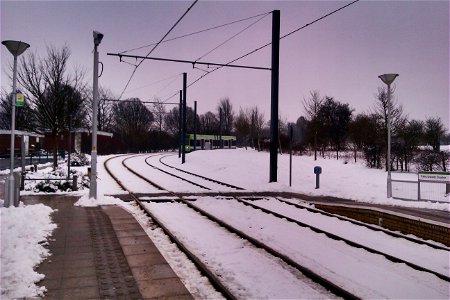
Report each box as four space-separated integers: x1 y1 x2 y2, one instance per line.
392 177 450 203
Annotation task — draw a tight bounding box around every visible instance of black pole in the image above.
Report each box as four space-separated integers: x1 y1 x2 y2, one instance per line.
67 114 72 178
289 124 293 187
194 101 197 151
182 73 187 164
219 107 223 149
178 90 182 158
270 10 280 183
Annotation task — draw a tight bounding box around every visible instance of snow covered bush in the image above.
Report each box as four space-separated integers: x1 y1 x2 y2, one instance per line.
25 167 89 193
68 152 90 166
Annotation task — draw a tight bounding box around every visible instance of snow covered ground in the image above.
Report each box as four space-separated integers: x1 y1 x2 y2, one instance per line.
0 149 448 299
162 148 449 210
0 204 56 299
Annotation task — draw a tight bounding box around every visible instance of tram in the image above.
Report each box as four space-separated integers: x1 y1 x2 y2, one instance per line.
185 134 236 152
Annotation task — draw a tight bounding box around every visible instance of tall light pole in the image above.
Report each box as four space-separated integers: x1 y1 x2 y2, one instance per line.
2 40 30 207
378 73 399 198
89 31 103 199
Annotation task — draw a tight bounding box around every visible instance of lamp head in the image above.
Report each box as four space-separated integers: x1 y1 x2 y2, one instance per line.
378 73 399 85
93 31 104 46
2 40 30 57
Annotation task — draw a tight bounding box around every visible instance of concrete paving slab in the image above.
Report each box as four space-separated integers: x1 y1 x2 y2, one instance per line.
22 195 193 299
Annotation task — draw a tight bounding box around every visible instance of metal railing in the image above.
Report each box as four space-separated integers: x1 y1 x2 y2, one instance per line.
392 179 449 203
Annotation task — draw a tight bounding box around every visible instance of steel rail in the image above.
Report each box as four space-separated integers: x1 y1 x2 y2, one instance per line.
104 154 359 298
235 197 450 283
182 198 360 300
103 154 237 300
159 154 244 190
122 154 166 190
274 197 450 252
144 155 211 190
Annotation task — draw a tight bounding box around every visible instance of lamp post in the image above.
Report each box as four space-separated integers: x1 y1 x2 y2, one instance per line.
378 73 399 198
2 40 30 207
89 31 103 200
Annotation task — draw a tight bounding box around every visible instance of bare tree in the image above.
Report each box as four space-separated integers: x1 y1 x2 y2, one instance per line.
424 117 446 151
85 87 115 132
234 107 250 147
16 45 86 168
151 97 166 134
199 111 218 135
302 90 323 160
249 106 265 151
371 86 407 170
112 98 153 152
317 97 353 160
164 106 180 137
217 97 234 135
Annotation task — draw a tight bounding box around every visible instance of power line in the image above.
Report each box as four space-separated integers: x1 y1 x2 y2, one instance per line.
119 11 272 54
160 0 362 103
154 74 183 97
118 0 199 100
126 73 181 93
195 11 271 62
188 0 361 89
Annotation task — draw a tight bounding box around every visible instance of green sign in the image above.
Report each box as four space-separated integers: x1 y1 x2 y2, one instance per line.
16 93 24 107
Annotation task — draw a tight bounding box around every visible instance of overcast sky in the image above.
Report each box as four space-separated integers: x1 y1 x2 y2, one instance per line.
1 0 449 130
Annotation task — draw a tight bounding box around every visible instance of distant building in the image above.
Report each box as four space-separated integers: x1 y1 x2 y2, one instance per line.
0 130 45 157
41 129 114 155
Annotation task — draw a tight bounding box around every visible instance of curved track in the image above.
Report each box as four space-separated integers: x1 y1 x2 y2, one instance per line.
103 154 359 299
158 154 244 190
103 154 449 299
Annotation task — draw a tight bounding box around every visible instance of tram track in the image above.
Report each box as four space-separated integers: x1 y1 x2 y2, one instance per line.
234 196 450 282
103 154 358 299
273 196 450 252
158 154 245 190
103 154 449 299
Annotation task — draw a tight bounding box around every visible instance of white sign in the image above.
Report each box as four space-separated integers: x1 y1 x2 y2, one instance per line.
418 172 450 182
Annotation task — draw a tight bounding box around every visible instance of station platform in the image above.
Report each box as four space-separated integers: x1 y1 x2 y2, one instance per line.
22 195 193 300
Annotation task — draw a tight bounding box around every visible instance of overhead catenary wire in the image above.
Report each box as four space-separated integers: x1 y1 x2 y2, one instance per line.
160 0 362 104
118 0 199 100
195 11 271 62
126 73 182 93
119 11 272 54
174 0 361 99
154 74 183 98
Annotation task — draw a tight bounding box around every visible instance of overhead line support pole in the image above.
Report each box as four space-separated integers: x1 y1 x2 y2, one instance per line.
179 91 182 158
219 108 223 149
270 10 280 183
194 101 197 151
182 73 187 164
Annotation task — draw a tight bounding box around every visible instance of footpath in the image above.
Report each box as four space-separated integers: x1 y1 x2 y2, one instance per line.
22 194 193 300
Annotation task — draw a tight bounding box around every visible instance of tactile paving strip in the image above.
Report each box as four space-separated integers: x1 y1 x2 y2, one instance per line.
87 207 142 299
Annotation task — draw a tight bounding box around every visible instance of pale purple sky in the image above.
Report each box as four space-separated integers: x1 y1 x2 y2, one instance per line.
1 0 449 130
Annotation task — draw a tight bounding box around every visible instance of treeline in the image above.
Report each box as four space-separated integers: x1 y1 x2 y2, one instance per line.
294 90 449 172
1 45 448 172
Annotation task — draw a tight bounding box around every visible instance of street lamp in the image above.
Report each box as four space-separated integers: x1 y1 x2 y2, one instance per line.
378 73 399 198
89 31 103 200
2 40 30 207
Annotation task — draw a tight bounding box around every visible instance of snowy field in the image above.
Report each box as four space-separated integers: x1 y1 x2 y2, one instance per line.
160 148 449 210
